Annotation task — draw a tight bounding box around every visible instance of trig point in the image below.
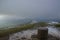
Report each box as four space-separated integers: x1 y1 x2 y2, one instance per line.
37 27 48 40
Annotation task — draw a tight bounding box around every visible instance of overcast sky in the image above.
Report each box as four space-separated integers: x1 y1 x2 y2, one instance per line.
0 0 60 19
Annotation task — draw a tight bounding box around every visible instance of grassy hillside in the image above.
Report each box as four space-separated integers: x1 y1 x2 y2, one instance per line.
0 22 48 37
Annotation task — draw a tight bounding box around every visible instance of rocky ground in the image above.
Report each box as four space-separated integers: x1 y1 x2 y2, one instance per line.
9 27 60 40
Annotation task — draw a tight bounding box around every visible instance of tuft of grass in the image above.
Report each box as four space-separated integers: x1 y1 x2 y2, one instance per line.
54 24 60 27
35 22 48 27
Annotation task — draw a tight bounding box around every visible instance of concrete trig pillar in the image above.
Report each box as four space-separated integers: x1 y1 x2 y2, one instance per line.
37 27 48 40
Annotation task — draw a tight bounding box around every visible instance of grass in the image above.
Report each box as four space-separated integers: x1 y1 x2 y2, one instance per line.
0 22 48 37
0 24 35 37
54 24 60 27
35 22 48 27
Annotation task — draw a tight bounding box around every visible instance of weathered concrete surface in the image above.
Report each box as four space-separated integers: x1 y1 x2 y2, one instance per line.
37 27 48 40
0 36 9 40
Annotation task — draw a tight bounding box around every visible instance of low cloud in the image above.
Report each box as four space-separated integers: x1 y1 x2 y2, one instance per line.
0 0 60 19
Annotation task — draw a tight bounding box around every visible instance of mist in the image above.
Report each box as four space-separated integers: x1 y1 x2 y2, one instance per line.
0 0 60 19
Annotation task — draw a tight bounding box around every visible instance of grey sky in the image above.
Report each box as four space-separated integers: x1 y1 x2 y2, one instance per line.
0 0 60 19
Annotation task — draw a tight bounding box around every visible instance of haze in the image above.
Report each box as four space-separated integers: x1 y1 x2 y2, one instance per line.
0 0 60 19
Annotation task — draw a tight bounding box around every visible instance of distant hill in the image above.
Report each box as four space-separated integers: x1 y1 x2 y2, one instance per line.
32 17 60 22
